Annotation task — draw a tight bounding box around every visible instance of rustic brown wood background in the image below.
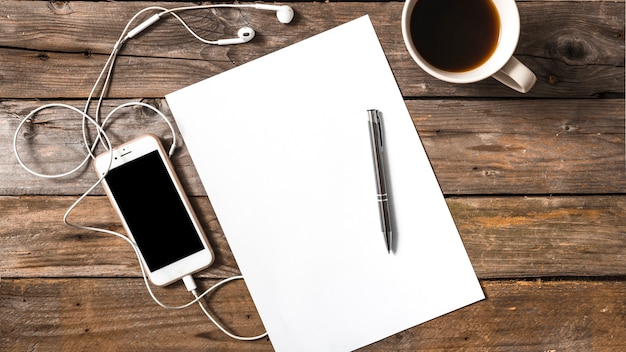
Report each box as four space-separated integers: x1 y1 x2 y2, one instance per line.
1 0 624 351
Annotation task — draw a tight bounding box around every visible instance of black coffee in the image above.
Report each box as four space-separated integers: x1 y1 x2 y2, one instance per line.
410 0 501 72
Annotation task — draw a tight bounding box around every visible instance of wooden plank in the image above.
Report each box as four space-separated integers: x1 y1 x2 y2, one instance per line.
1 278 624 351
408 99 626 195
448 195 626 279
2 98 194 196
0 277 270 351
3 99 623 196
2 195 625 279
0 195 241 279
362 279 626 351
0 1 622 98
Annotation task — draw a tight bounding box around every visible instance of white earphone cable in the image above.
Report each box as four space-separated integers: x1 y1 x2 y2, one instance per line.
12 3 289 342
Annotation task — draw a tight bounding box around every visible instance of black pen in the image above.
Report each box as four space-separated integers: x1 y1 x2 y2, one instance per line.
367 109 393 253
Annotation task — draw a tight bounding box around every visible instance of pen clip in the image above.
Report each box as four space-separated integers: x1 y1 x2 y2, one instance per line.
368 109 384 148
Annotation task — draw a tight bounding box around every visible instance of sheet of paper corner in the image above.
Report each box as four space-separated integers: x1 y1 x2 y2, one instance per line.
166 15 484 352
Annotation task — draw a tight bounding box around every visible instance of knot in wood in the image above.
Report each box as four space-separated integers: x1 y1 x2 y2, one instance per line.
547 75 559 85
47 1 73 15
549 31 596 66
560 122 579 133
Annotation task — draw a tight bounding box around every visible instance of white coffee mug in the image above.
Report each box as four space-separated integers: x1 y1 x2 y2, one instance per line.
401 0 536 93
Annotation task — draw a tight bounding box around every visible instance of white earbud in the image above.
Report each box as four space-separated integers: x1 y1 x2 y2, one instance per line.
216 27 256 45
253 4 295 24
125 4 293 45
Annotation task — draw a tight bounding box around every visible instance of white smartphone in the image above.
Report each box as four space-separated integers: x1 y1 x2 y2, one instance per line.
94 134 214 286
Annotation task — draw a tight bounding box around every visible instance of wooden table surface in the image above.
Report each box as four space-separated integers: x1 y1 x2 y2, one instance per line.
1 0 624 351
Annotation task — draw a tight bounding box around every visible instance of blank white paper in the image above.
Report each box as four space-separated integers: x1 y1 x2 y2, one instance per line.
166 15 484 352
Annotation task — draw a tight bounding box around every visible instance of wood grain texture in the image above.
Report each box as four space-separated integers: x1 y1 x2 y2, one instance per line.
3 99 624 196
1 1 624 351
0 1 623 98
2 195 625 279
0 277 269 352
408 99 626 195
1 278 624 351
0 195 240 279
448 195 626 279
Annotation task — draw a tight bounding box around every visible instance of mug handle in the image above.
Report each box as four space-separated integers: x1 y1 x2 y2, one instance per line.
492 56 536 93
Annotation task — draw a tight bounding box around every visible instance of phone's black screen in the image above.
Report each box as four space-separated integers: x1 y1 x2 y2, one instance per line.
105 151 204 271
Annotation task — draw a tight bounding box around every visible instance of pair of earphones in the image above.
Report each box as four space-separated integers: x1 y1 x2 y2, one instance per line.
15 3 296 179
126 4 295 45
13 3 296 341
